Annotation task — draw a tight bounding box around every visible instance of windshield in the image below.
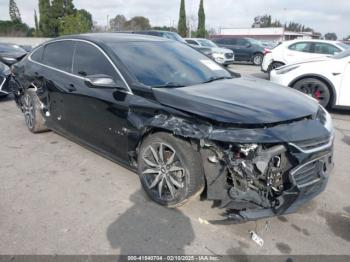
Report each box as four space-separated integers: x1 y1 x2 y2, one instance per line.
333 49 350 59
163 32 186 43
108 41 232 87
0 43 26 53
197 39 217 48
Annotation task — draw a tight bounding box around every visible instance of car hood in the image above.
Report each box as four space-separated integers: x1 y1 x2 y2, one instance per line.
152 76 319 125
0 51 27 59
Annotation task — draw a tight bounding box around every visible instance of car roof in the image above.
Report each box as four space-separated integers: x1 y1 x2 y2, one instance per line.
51 33 169 44
283 39 342 45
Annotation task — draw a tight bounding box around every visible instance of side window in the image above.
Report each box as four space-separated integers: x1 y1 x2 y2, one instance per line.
314 43 340 55
42 41 75 72
30 46 44 62
288 42 312 53
73 42 118 81
186 40 199 45
237 38 248 46
227 38 237 45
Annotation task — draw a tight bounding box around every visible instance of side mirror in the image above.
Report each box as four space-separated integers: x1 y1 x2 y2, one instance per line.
85 74 122 89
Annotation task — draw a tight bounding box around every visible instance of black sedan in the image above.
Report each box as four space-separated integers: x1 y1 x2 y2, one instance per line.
0 42 27 66
11 34 334 221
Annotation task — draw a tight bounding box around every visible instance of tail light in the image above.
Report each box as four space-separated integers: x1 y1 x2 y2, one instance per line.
263 48 271 56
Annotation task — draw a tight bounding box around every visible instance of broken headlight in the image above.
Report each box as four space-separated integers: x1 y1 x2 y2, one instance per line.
317 106 333 133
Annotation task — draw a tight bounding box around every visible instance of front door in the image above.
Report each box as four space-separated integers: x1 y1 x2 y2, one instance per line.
63 41 130 161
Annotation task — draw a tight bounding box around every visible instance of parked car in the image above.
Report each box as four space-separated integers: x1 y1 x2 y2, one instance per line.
12 34 334 221
211 37 265 65
0 61 11 98
0 42 27 66
262 39 349 74
270 49 350 108
184 38 234 65
130 30 213 57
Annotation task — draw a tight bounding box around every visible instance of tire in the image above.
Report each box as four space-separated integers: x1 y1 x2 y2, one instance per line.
292 78 331 108
0 93 8 99
137 132 205 208
252 53 263 66
268 62 284 73
22 89 48 133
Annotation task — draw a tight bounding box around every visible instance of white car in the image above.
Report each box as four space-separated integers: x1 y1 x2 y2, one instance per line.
184 38 235 65
262 39 349 73
270 49 350 108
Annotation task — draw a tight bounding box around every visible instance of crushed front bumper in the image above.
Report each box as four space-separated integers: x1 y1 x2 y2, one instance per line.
232 151 333 221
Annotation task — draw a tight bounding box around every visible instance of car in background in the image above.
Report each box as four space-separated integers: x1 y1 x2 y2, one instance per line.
19 45 33 52
211 37 265 65
0 42 27 66
131 30 213 57
184 38 234 65
262 39 349 74
0 61 11 98
270 49 350 108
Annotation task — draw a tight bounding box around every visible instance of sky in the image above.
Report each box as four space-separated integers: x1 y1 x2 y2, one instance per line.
0 0 349 38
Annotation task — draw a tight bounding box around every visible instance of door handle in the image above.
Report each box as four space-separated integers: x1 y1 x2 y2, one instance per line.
67 84 77 92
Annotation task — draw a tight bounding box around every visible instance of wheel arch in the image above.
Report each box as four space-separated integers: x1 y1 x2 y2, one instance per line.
289 74 337 107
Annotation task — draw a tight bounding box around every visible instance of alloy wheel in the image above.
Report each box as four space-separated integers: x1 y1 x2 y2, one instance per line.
141 142 186 201
295 81 330 107
23 94 35 129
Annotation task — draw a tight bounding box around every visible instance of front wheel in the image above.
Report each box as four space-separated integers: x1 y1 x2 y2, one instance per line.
252 53 263 66
292 78 331 108
138 132 205 208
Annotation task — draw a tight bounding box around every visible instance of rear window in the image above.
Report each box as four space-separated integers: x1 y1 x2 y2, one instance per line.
314 43 340 55
30 46 44 62
42 41 75 72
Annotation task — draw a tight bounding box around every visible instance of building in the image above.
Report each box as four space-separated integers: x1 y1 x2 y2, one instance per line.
213 27 321 45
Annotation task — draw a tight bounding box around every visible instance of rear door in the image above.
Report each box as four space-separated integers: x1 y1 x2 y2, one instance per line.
235 38 252 61
40 40 76 132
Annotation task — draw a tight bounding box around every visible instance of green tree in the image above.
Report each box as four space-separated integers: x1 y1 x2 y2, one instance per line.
197 0 205 37
109 14 127 31
39 0 52 36
125 16 151 30
177 0 187 37
324 32 337 40
64 0 75 15
59 9 92 35
9 0 22 23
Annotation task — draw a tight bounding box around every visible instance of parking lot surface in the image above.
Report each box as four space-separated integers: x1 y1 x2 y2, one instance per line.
1 64 350 255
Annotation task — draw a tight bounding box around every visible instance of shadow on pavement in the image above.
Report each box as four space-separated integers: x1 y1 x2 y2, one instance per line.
107 190 195 255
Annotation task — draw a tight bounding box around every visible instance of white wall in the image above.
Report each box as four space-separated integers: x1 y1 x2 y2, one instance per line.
0 37 51 47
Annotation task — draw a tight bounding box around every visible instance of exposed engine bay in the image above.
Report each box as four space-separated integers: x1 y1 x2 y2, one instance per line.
199 140 333 221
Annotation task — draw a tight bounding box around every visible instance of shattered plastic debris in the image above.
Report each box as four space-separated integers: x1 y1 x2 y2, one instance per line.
198 217 210 225
249 231 264 247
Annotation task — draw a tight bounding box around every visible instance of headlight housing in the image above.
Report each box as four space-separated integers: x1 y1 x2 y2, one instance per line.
275 65 299 75
316 106 333 133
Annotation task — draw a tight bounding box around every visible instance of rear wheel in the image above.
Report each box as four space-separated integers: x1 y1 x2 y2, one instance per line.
138 132 205 208
22 89 48 133
252 53 263 66
292 78 331 108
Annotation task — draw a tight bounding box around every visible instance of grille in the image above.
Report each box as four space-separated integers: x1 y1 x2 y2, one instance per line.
293 136 330 151
293 161 321 186
225 53 233 59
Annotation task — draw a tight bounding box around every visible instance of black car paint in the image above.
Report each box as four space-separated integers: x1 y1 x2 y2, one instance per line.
12 34 333 221
0 62 11 96
212 37 265 62
0 43 27 66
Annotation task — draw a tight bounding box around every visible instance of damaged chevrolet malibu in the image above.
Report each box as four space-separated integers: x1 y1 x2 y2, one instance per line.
11 33 334 221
